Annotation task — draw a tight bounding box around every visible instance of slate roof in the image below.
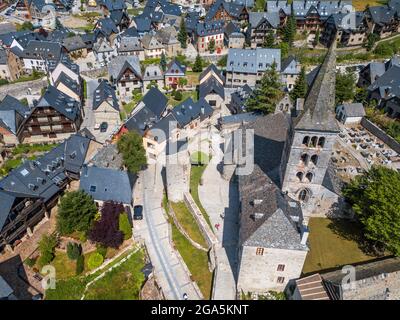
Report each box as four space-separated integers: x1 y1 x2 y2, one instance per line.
326 11 366 30
117 36 143 53
230 84 253 113
141 34 164 50
367 6 397 26
62 35 87 52
125 105 158 135
226 48 281 74
20 40 62 61
108 55 142 81
196 20 225 37
141 87 168 118
206 0 245 21
98 0 126 11
37 85 81 121
55 72 81 98
248 11 280 29
224 21 241 37
0 276 13 299
120 26 139 38
338 103 365 117
79 166 134 205
133 16 152 33
94 17 119 39
0 134 92 231
237 112 307 249
281 55 300 75
143 65 163 81
219 112 259 125
0 111 20 135
295 41 339 132
170 98 213 128
165 59 186 75
267 0 352 19
199 76 225 99
368 65 400 100
155 26 179 45
0 95 30 117
199 64 225 84
92 80 119 111
146 112 176 143
90 144 123 170
49 55 80 74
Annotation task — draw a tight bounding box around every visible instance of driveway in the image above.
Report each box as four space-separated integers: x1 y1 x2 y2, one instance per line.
133 164 202 300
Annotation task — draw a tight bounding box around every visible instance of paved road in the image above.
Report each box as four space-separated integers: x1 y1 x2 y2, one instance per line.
134 164 202 300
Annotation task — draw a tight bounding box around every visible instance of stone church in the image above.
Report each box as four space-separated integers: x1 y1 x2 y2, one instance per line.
234 41 340 296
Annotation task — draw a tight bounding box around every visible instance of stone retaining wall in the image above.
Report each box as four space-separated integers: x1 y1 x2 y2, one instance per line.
361 117 400 154
0 79 48 100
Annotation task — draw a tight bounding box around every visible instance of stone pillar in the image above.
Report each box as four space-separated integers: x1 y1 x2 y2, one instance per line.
5 244 13 253
27 227 33 237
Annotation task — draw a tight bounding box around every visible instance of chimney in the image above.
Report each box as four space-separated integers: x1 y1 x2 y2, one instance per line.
301 224 309 245
201 106 205 115
82 164 88 177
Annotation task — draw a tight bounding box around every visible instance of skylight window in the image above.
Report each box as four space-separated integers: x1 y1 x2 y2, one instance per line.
90 185 97 192
20 168 29 176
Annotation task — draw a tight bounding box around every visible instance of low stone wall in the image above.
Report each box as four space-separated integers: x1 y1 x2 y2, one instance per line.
183 192 219 248
361 117 400 154
0 78 48 100
81 67 108 79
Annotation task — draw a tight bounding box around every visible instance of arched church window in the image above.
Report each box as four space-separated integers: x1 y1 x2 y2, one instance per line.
301 154 310 165
302 136 310 146
298 189 310 202
311 136 318 147
311 155 318 165
305 172 313 183
296 172 304 182
318 137 326 148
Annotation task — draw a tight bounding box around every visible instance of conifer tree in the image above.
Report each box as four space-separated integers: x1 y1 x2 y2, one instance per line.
160 51 167 72
178 18 188 49
263 31 275 48
290 66 308 102
192 53 203 72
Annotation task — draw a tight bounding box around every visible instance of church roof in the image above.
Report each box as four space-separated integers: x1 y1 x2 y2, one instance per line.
294 40 340 133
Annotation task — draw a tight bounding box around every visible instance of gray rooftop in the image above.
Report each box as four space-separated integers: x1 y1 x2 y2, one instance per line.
226 48 281 74
295 40 340 133
79 166 135 205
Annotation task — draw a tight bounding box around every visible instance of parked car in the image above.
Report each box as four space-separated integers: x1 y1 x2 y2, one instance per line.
133 205 143 220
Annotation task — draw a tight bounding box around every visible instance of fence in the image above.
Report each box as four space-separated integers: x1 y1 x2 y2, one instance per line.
361 117 400 154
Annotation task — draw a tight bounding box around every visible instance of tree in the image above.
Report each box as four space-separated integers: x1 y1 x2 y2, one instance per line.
192 54 203 72
174 90 183 100
343 166 400 256
283 7 296 47
313 29 320 47
263 31 275 48
208 38 215 53
38 234 57 267
87 252 104 270
336 71 356 105
365 33 379 51
76 255 84 275
178 78 187 88
217 55 227 67
18 21 34 31
178 17 188 49
245 62 283 114
160 51 167 72
119 213 132 240
290 66 308 102
146 80 158 89
66 242 82 260
57 190 98 235
279 42 289 59
117 131 147 174
88 202 124 248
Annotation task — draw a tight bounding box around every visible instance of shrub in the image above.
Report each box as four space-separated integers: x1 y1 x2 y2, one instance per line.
24 257 36 268
117 131 147 174
66 242 82 260
119 212 132 240
87 252 104 270
76 255 84 275
174 90 183 101
88 202 124 248
38 234 57 267
96 244 108 258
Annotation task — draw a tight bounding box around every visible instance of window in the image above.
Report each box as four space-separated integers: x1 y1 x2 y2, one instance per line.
305 172 313 183
298 188 310 202
311 136 318 147
256 248 264 255
301 154 309 166
277 264 285 271
296 172 304 182
311 154 318 165
318 137 325 148
277 277 285 284
89 185 96 192
302 136 310 146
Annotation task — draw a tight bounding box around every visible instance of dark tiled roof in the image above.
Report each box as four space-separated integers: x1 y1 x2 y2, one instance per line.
165 59 186 75
55 72 81 98
62 35 87 52
295 41 339 132
226 48 281 74
37 85 81 121
0 95 30 117
368 65 400 100
170 98 213 128
367 6 396 25
196 20 224 37
92 80 119 111
79 166 135 204
199 64 225 84
21 40 62 61
206 0 245 20
141 87 168 118
199 76 225 99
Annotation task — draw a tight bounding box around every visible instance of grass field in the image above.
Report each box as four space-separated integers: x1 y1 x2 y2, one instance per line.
168 90 198 107
170 202 208 248
190 164 213 229
352 0 388 10
302 218 381 275
170 219 212 299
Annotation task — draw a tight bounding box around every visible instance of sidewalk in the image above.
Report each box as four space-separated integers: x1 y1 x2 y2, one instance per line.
198 158 239 300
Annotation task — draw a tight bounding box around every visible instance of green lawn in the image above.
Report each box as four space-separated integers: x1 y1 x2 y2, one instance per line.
12 143 58 156
0 155 37 177
186 71 201 87
84 250 145 300
170 219 212 299
190 165 213 229
168 91 198 107
302 218 381 275
254 0 266 12
127 8 142 16
170 202 208 248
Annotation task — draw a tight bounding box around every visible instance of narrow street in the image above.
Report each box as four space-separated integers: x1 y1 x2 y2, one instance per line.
134 164 201 300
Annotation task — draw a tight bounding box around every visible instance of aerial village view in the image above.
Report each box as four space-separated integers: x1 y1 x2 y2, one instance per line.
1 0 400 308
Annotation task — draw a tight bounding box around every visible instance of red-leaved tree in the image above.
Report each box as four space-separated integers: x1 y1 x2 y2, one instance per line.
88 202 124 248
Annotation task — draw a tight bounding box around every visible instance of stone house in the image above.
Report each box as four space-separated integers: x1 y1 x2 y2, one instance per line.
196 20 225 54
164 59 186 89
155 27 182 57
365 5 400 39
0 48 23 82
281 56 301 92
62 35 88 58
117 36 145 61
247 12 280 48
336 103 365 124
141 34 165 59
143 65 165 94
92 80 120 128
